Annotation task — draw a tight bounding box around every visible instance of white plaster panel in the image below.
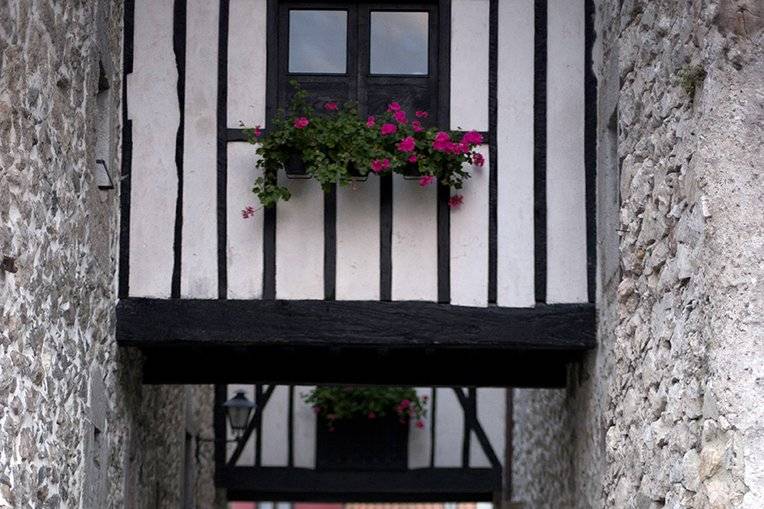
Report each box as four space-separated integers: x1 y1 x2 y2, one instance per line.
127 0 178 298
227 143 263 299
450 146 489 307
275 178 324 299
496 0 535 307
408 387 433 469
450 0 490 131
226 384 256 466
228 0 267 128
434 388 464 467
181 0 219 298
470 388 506 467
336 180 380 300
293 386 317 468
546 0 588 303
261 385 289 466
392 177 437 301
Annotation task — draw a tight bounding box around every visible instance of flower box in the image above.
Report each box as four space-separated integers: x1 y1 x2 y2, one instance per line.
243 81 484 208
315 414 409 471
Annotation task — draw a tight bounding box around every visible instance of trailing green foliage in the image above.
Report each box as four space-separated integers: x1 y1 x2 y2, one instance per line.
303 386 427 428
246 81 484 207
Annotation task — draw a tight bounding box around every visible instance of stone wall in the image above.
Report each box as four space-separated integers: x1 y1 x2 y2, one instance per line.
0 1 216 507
511 1 763 508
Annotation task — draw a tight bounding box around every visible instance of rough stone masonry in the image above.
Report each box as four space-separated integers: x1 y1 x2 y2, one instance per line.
512 1 763 508
0 1 216 507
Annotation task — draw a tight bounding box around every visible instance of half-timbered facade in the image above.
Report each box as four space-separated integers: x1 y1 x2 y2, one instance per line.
116 0 594 502
117 0 595 386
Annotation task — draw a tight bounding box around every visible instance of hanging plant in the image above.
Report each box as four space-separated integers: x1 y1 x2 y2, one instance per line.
303 386 428 431
245 81 484 208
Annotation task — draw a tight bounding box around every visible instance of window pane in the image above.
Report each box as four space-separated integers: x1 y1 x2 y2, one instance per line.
370 11 429 75
289 10 347 74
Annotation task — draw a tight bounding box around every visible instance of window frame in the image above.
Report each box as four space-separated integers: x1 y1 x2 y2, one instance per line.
266 0 451 129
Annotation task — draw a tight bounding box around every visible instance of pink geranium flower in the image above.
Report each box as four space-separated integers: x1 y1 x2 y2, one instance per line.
324 102 338 111
448 194 464 209
293 117 309 129
241 206 256 219
432 131 453 152
368 411 377 419
415 419 425 429
462 130 483 145
472 152 485 167
366 116 376 127
371 159 391 173
388 102 401 112
411 120 424 132
419 175 434 187
253 125 262 138
400 399 411 409
396 136 416 153
393 110 408 124
408 155 418 163
380 123 397 136
415 110 429 118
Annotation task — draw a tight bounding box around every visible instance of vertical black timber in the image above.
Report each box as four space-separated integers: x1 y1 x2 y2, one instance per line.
171 0 186 299
255 384 263 467
119 0 135 299
217 0 230 299
214 384 227 483
437 184 450 303
584 0 597 304
460 388 474 467
429 387 437 468
488 0 499 304
287 385 295 467
379 175 393 301
263 0 279 300
533 0 548 304
436 0 452 304
504 389 514 500
324 186 337 300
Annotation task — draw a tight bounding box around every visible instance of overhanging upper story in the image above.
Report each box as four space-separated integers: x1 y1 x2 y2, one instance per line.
117 0 596 387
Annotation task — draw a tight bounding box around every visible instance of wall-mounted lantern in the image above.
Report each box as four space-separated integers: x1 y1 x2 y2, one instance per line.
223 390 257 440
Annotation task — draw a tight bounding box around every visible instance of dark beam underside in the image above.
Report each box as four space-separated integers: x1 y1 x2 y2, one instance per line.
221 467 501 502
117 299 595 387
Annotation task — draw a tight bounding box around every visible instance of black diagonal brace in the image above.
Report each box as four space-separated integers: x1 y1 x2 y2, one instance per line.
226 384 276 467
453 388 502 469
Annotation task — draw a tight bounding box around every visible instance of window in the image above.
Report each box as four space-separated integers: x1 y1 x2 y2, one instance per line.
274 1 443 125
370 11 429 75
288 10 348 74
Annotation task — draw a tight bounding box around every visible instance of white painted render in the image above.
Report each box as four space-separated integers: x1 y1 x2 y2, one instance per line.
227 143 264 298
450 0 490 132
546 0 588 303
496 0 535 307
261 385 290 466
392 177 438 301
127 0 178 298
450 146 489 307
433 388 464 467
337 180 381 300
228 0 267 129
181 0 219 298
276 177 324 299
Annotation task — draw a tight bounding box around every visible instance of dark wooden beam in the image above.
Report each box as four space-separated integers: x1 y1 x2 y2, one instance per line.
117 299 595 350
221 467 501 502
138 345 576 387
